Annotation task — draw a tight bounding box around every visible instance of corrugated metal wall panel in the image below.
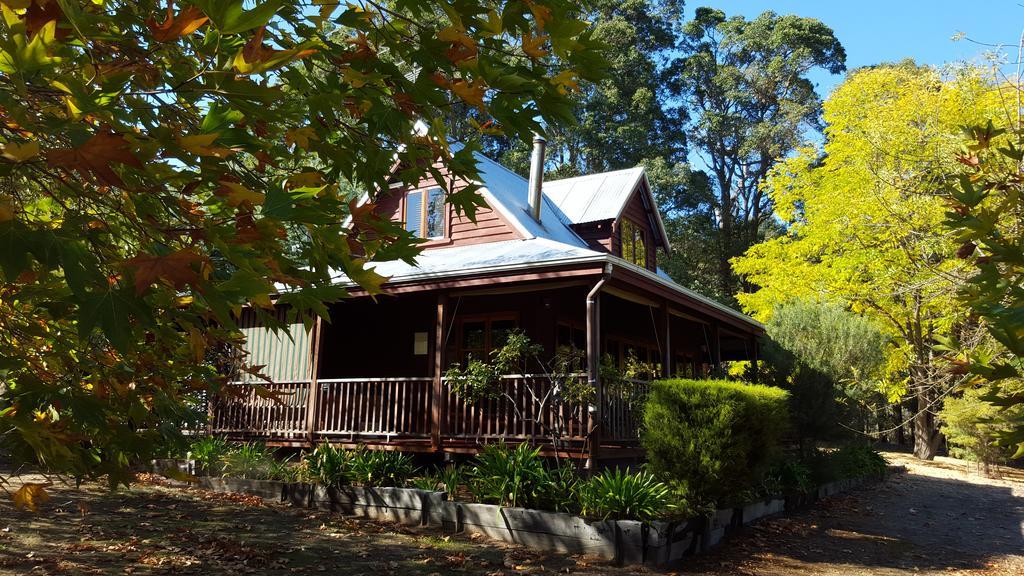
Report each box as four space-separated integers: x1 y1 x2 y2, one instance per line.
237 307 313 383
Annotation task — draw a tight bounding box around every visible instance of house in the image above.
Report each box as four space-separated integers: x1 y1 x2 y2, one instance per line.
211 136 764 465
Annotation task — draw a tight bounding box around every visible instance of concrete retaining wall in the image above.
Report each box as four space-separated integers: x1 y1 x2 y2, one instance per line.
168 464 889 567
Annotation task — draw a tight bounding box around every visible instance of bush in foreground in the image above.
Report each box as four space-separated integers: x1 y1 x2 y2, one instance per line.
642 379 790 507
578 468 673 521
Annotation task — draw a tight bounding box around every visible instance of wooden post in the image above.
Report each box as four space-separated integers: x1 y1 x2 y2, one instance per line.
750 336 760 383
585 276 607 470
710 323 722 377
306 316 323 446
661 302 671 378
431 293 448 452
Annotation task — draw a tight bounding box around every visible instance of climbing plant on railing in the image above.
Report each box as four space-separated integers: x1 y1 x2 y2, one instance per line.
444 330 659 462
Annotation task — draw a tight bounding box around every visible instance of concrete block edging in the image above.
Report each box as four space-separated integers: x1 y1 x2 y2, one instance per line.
153 462 887 567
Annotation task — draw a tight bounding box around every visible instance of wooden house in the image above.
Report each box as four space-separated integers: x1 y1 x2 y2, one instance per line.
211 137 764 465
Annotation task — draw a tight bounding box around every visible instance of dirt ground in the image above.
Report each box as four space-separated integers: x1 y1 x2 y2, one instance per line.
684 452 1024 576
0 452 1021 575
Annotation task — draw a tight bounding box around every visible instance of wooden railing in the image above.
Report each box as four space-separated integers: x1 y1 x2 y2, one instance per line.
209 375 650 447
316 377 432 440
442 375 593 443
603 378 652 443
210 381 310 440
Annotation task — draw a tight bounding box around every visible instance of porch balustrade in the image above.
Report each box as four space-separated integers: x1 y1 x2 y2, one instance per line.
209 375 650 450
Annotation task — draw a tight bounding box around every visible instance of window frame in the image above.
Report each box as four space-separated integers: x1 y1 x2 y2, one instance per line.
455 313 519 366
404 186 446 240
619 218 647 268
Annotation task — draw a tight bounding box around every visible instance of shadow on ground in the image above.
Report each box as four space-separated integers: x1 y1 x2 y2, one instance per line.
683 461 1024 576
0 477 578 575
1 457 1021 576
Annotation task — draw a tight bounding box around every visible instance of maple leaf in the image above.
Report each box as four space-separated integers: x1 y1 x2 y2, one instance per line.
549 70 579 95
522 32 549 59
449 79 487 112
1 140 39 162
25 0 69 41
47 131 143 188
233 26 317 75
147 4 209 42
216 179 265 207
124 248 208 296
438 25 477 63
177 132 236 158
12 482 50 512
340 32 375 62
284 126 318 150
524 0 552 31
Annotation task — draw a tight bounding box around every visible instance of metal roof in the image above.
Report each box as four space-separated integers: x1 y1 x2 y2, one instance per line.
542 167 645 224
336 238 601 284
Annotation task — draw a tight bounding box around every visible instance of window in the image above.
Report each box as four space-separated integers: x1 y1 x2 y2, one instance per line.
458 315 517 365
405 187 445 239
620 219 647 267
556 322 586 352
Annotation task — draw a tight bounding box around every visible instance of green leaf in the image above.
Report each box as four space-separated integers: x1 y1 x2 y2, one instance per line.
193 0 284 35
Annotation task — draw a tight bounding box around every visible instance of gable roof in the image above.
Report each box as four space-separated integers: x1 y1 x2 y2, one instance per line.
334 146 761 331
542 167 669 250
464 146 586 248
542 167 644 224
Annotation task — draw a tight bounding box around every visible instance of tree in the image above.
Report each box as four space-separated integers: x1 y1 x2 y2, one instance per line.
494 0 688 176
733 63 1002 459
668 8 845 302
946 119 1024 458
0 0 601 489
758 298 888 448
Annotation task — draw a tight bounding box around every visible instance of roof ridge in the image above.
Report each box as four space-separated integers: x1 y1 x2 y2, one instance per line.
545 165 644 185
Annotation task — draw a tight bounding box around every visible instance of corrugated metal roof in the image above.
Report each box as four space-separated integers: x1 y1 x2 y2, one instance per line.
334 238 603 284
541 167 646 224
450 144 587 248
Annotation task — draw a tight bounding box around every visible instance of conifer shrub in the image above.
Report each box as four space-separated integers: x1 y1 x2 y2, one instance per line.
641 379 789 507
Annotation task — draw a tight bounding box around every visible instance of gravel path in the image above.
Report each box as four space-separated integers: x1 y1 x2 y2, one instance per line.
683 453 1024 575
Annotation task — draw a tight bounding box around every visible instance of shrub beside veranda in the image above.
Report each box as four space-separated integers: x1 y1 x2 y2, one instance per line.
642 379 790 507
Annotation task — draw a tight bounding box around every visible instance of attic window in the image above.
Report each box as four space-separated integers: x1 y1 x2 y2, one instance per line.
621 218 647 267
405 187 445 239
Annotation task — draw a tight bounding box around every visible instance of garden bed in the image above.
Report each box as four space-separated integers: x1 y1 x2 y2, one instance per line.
154 459 893 566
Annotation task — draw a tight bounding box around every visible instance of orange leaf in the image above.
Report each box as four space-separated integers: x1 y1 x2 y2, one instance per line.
450 79 487 112
47 131 143 189
522 32 549 59
147 4 209 42
124 248 208 296
12 483 49 512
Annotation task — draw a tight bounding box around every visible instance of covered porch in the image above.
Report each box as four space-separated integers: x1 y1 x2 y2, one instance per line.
210 261 762 464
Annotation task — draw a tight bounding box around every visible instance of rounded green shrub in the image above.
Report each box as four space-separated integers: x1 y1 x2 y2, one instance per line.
641 379 790 507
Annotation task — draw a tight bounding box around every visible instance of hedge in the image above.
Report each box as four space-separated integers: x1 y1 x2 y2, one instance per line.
641 379 790 507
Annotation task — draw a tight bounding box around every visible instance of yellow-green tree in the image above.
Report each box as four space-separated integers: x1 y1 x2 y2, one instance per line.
733 62 1001 459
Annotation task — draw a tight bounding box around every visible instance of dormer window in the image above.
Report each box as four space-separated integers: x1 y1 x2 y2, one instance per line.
621 218 647 267
405 187 445 239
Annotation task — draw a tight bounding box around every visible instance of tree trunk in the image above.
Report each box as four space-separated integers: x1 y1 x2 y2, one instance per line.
912 389 943 460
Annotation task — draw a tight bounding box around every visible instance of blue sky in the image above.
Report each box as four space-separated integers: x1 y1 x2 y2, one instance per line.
696 0 1022 96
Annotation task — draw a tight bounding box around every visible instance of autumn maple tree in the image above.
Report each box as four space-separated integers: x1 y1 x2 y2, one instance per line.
0 0 601 492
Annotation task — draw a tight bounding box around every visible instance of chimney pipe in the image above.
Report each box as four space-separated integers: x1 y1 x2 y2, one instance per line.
527 134 546 222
